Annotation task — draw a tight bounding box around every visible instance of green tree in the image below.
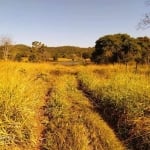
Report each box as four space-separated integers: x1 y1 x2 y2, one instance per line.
121 36 141 65
137 37 150 64
91 34 122 63
91 34 141 65
82 52 91 59
32 41 45 61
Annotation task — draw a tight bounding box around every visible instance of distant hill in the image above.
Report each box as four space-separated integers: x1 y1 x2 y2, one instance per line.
10 44 31 57
45 46 94 58
0 44 94 61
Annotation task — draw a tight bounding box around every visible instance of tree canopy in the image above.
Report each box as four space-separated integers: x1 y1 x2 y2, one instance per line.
91 34 150 65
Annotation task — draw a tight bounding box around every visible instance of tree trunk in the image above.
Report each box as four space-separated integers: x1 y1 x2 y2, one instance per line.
3 46 9 61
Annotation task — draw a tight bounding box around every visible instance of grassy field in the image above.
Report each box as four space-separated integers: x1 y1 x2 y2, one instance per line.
0 62 51 149
78 64 150 149
0 61 149 149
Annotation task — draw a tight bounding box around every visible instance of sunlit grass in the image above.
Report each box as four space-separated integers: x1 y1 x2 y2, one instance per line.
0 61 149 149
42 75 125 150
0 61 49 149
78 65 150 149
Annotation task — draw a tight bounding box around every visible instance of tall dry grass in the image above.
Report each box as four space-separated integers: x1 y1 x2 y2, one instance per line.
42 74 125 150
78 65 150 149
1 61 149 149
0 61 50 149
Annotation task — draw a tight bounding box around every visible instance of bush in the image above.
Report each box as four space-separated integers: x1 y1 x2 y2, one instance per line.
28 54 37 62
14 53 22 62
53 54 58 61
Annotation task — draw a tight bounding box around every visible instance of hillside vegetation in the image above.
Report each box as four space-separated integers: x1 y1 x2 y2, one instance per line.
0 44 94 62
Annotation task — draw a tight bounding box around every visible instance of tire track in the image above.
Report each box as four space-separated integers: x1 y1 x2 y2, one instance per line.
40 75 125 150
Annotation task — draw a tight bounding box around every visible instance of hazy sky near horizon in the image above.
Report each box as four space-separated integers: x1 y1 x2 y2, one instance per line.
0 0 149 47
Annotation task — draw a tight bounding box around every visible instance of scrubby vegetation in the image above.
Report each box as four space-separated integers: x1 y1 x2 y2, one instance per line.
0 42 94 62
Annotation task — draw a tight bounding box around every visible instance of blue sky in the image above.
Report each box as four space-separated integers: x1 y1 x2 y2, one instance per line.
0 0 149 47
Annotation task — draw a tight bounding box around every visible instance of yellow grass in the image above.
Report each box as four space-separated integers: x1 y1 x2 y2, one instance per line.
41 75 125 150
0 61 149 149
58 58 72 62
77 64 150 149
0 61 49 149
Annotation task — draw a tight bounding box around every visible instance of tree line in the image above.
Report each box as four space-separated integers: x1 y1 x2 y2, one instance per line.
0 34 149 65
91 34 150 65
0 39 94 62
